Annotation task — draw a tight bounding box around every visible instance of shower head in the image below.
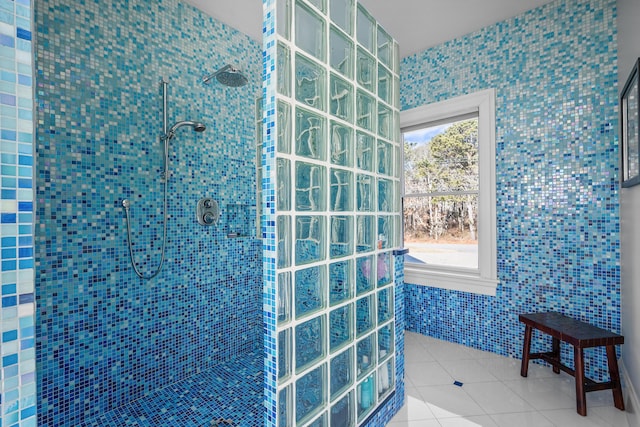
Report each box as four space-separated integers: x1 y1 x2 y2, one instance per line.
166 120 206 140
203 64 248 87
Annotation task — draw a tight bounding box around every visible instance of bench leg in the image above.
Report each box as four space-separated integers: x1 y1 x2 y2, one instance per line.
606 345 625 411
552 337 560 374
521 325 532 377
574 346 587 416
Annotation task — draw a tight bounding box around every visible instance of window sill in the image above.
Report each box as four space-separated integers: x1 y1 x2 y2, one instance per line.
404 265 498 296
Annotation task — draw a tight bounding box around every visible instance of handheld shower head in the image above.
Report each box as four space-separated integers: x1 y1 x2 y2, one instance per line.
203 64 248 87
165 120 206 139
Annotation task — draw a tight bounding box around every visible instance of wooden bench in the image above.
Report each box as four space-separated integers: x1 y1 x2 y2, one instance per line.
519 312 624 416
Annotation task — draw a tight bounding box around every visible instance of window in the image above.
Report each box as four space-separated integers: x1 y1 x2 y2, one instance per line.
400 89 497 295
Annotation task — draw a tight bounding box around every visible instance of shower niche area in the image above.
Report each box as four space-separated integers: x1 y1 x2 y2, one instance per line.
262 0 405 425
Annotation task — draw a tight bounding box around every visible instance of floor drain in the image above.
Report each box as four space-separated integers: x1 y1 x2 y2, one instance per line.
211 419 235 426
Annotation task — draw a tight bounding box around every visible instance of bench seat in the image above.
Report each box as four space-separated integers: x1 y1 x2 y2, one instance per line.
519 311 624 416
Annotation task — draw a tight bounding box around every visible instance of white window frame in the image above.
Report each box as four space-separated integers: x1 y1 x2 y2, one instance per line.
400 89 498 296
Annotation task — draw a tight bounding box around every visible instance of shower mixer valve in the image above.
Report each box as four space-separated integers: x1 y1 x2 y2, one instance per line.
197 197 220 226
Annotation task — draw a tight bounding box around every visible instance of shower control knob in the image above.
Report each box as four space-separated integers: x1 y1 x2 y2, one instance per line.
203 212 215 225
197 197 219 226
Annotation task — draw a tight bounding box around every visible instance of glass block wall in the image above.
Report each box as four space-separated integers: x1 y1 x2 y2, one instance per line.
0 0 36 425
262 0 404 425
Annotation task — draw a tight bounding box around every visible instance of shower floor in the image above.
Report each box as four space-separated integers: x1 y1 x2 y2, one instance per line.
83 349 264 427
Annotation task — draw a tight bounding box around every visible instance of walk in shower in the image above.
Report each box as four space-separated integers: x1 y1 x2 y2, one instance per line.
22 0 405 426
34 1 263 426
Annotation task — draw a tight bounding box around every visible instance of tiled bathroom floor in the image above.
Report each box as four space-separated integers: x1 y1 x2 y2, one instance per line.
391 331 630 427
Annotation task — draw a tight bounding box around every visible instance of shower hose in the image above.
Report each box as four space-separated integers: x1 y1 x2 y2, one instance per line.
122 174 168 280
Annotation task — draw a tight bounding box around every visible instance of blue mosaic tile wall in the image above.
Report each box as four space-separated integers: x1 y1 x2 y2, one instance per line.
401 0 620 382
33 0 263 425
0 0 36 426
261 1 278 425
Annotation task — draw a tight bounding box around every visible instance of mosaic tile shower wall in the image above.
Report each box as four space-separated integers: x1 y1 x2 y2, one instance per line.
263 0 405 425
34 0 262 425
0 0 35 426
401 0 620 382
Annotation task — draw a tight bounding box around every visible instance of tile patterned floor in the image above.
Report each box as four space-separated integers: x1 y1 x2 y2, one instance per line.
80 332 630 426
389 332 631 427
82 349 263 427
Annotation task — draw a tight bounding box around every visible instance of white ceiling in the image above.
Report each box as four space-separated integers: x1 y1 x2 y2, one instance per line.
183 0 553 58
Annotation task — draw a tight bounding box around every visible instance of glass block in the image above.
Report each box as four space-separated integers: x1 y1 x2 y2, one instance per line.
377 103 392 140
330 168 353 212
278 271 291 324
377 287 393 324
356 90 374 132
296 161 326 211
330 0 353 35
377 139 392 176
378 322 394 361
393 40 400 73
377 216 392 251
377 251 392 286
377 178 393 212
330 215 353 258
356 295 374 337
329 25 354 79
277 100 291 153
394 110 401 142
277 158 291 211
307 413 327 427
394 145 401 178
296 0 326 62
296 265 326 319
329 304 353 352
330 347 354 399
296 53 326 111
296 107 326 160
279 328 292 380
377 25 392 68
377 64 392 106
356 174 373 212
356 132 374 172
356 47 375 93
356 334 375 379
356 4 375 53
357 372 376 419
277 0 291 40
296 215 326 265
331 391 355 425
296 363 327 423
277 42 291 97
329 259 353 305
307 0 326 13
277 215 291 268
394 213 402 248
377 359 394 399
296 315 326 373
330 121 353 167
356 255 375 295
278 385 293 427
329 73 353 122
356 215 375 253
